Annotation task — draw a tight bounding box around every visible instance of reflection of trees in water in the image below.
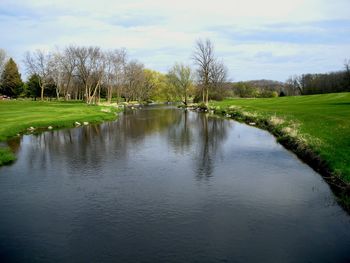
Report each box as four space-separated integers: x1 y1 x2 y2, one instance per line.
14 125 115 171
167 110 194 153
166 110 231 179
195 113 231 179
120 107 180 140
18 107 181 172
15 106 231 178
7 136 21 153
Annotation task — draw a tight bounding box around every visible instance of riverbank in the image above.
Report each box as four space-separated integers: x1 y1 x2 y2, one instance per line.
0 100 121 166
209 93 350 202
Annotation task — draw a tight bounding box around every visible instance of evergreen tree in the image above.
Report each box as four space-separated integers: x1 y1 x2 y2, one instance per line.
0 58 23 97
25 74 41 99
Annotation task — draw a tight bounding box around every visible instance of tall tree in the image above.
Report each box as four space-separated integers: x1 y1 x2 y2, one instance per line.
60 46 78 100
167 63 193 105
192 39 227 105
104 49 127 103
345 59 350 91
193 39 214 105
0 58 23 97
0 49 7 90
123 60 145 102
74 46 105 104
49 51 65 100
24 50 52 100
0 49 7 76
25 74 41 99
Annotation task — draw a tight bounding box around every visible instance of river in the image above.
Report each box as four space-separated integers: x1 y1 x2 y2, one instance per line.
0 106 350 262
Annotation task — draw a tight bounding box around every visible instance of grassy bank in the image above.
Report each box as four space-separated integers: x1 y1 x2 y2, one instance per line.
0 100 120 165
0 147 16 166
210 93 350 188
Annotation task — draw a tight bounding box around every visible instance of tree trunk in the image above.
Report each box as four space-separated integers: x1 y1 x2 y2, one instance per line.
202 86 205 103
205 87 209 105
56 86 60 100
41 85 44 101
88 81 100 105
108 86 113 103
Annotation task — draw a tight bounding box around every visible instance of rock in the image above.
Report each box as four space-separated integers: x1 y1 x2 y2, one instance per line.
249 122 256 126
48 126 53 130
27 126 35 131
83 122 89 125
75 122 81 126
225 114 231 118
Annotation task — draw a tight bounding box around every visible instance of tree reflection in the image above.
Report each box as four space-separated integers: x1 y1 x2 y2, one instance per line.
194 113 231 179
13 106 231 178
167 110 194 153
7 136 21 153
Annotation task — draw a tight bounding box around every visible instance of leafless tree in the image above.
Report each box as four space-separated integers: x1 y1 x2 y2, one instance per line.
104 49 127 103
192 39 227 105
123 60 145 102
49 51 65 99
59 46 78 100
286 75 303 95
193 39 214 105
24 50 52 100
0 49 7 74
209 59 227 91
74 46 105 104
345 59 350 89
0 49 7 87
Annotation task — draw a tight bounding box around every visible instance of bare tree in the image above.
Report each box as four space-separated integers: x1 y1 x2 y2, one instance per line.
104 49 127 103
74 46 105 104
49 51 65 99
0 49 7 88
345 59 350 90
192 39 227 105
167 63 193 105
24 50 52 100
123 60 145 102
286 75 303 95
193 39 214 105
209 60 227 91
0 49 7 74
59 46 78 100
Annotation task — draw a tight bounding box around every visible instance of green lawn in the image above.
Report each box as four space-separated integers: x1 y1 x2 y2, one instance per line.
0 100 120 165
211 93 350 183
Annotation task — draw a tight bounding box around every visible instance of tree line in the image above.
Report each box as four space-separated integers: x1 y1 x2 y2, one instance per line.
285 62 350 95
1 43 349 103
0 39 228 105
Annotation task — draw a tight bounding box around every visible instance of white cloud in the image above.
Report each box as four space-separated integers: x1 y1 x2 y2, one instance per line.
0 0 349 80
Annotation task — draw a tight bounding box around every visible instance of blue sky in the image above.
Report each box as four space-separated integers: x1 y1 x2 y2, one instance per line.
0 0 350 81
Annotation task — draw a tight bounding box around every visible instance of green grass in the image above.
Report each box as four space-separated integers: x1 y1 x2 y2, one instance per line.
211 93 350 183
0 100 120 165
0 147 16 165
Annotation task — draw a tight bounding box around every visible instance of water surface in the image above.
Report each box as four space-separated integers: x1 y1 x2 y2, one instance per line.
1 106 350 262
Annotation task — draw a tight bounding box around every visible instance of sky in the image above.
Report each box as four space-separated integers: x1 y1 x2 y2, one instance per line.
0 0 350 81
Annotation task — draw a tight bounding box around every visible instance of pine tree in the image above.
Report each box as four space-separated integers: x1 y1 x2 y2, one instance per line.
0 58 23 97
25 74 41 99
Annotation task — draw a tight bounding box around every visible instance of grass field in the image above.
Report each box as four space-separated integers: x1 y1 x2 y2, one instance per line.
211 92 350 183
0 100 120 165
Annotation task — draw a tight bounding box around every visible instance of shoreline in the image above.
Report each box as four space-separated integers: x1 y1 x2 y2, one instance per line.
201 105 350 210
0 101 121 167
